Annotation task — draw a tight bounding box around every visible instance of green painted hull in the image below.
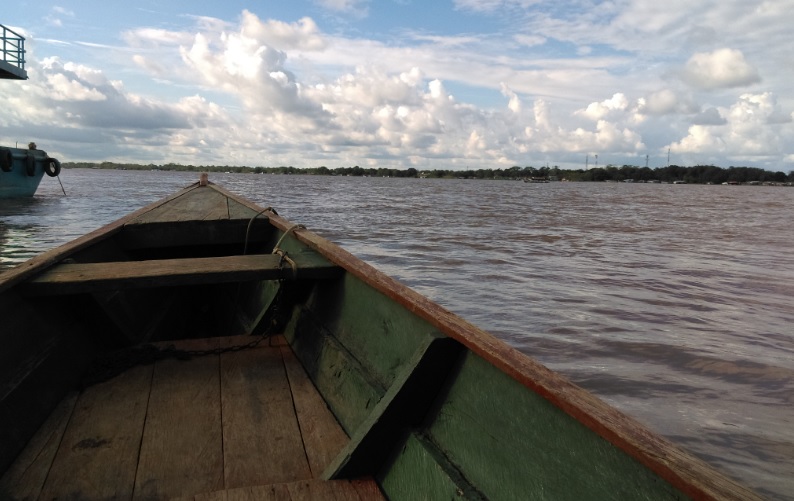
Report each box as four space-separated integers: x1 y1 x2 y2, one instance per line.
0 180 761 500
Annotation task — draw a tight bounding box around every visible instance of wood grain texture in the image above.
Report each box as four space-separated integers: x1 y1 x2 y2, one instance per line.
378 433 473 501
185 479 383 501
0 392 78 500
285 313 383 436
426 351 687 500
220 344 312 488
323 338 463 480
280 344 349 477
39 365 152 500
24 254 342 295
133 338 224 500
131 186 230 223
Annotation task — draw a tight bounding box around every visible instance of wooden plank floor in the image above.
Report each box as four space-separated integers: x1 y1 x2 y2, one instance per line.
0 336 378 500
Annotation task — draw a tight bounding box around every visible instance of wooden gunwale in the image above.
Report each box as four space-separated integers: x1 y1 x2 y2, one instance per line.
207 182 759 500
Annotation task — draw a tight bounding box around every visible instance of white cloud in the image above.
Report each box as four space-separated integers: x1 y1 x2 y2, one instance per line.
500 83 522 113
580 93 629 121
678 48 761 90
670 92 791 156
239 13 326 51
636 89 699 116
3 5 793 171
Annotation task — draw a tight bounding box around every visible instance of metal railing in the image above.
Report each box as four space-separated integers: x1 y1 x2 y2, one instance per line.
1 24 26 71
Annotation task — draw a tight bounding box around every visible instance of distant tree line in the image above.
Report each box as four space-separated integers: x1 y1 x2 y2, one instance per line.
62 161 792 184
62 162 419 178
564 164 792 184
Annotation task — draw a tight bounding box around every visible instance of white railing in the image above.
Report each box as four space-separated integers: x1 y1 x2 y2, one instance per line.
1 24 25 71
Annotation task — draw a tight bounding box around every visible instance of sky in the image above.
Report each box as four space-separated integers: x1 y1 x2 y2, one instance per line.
2 0 793 171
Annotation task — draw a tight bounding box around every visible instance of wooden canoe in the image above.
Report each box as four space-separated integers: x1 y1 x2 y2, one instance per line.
0 177 761 500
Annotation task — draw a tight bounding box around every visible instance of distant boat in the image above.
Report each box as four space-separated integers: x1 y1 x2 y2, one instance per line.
523 177 549 183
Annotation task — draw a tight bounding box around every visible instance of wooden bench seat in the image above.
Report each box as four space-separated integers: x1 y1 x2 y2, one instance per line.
22 254 342 295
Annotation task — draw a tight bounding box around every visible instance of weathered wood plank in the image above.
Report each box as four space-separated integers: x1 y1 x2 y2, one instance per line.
227 198 265 220
0 392 78 500
378 433 474 501
133 338 224 500
351 478 387 500
302 275 443 391
426 351 687 500
285 311 384 436
23 253 342 295
188 479 381 501
220 343 311 488
285 479 361 501
130 186 230 223
193 483 289 501
280 344 349 477
323 338 463 480
39 365 152 500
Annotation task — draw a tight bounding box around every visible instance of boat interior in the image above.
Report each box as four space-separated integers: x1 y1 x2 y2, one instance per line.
0 182 761 501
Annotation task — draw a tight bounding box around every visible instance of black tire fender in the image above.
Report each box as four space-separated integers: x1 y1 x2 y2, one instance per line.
25 154 36 176
0 149 11 172
45 157 61 177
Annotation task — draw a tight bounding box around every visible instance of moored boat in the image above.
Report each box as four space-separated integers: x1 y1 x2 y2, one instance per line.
0 145 61 198
1 25 62 198
0 176 761 500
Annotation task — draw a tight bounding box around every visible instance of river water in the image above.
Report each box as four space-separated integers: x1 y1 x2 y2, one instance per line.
2 169 793 499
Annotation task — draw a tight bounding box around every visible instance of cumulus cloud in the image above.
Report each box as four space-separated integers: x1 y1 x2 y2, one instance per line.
636 89 698 116
579 93 629 121
500 83 522 113
670 92 790 156
239 13 325 51
678 48 761 90
3 57 222 137
4 6 793 171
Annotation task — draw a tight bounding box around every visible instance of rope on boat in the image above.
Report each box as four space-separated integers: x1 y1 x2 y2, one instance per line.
271 224 306 280
56 174 66 195
242 206 277 255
